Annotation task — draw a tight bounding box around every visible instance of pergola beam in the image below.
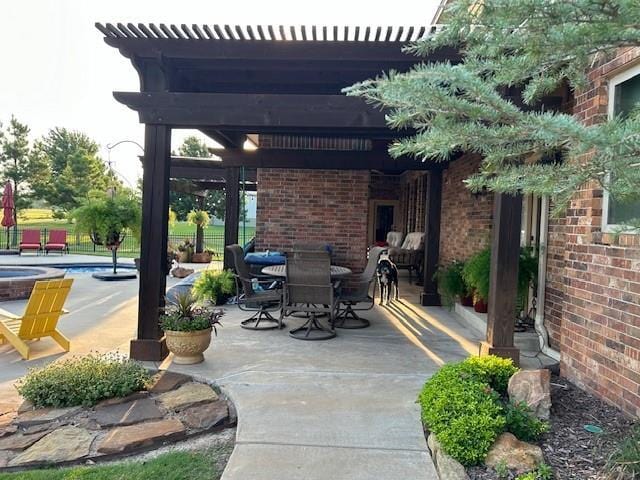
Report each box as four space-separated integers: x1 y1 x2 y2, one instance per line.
113 92 391 131
211 148 439 171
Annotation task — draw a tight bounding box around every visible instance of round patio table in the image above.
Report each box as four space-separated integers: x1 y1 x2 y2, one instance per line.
261 265 352 278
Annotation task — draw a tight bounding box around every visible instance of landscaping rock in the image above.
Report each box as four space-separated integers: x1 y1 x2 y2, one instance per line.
157 382 218 411
484 433 544 474
0 451 12 468
14 406 81 428
0 425 17 438
180 401 228 430
9 426 95 467
0 403 16 416
0 411 16 429
95 391 149 408
508 369 551 420
17 400 34 414
428 433 469 480
97 418 186 454
171 266 194 278
0 430 49 451
92 398 164 428
148 371 191 394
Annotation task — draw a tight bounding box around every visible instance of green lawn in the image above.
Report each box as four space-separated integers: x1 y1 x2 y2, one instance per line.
0 445 233 480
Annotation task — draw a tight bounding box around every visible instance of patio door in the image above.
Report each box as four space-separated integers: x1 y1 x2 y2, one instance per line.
368 200 399 244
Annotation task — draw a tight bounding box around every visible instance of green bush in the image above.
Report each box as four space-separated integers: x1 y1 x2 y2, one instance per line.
458 355 519 395
504 401 550 442
17 354 150 408
192 270 235 305
434 261 469 308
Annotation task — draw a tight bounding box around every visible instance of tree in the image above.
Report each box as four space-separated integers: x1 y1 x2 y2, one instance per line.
31 128 116 214
0 117 34 220
346 0 640 217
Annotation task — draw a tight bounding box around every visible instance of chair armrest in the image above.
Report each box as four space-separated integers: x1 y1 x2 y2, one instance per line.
0 308 20 320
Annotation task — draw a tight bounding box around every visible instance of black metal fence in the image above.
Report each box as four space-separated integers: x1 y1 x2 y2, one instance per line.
3 228 226 258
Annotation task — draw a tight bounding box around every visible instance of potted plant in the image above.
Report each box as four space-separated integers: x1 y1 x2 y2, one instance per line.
177 238 194 263
433 260 471 309
462 247 491 313
135 208 177 272
160 292 223 365
72 191 141 276
187 209 210 259
192 269 235 306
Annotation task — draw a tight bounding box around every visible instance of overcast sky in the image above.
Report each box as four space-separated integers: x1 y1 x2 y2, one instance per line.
0 0 440 187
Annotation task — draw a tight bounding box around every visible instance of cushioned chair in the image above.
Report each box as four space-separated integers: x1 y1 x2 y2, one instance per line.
282 251 338 341
386 231 404 249
335 246 385 329
44 230 69 255
19 229 41 254
227 244 284 330
389 232 424 283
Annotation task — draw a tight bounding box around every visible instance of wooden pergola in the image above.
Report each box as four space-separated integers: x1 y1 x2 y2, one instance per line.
97 22 522 364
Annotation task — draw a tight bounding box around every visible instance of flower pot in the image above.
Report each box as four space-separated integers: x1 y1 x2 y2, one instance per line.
178 251 191 263
192 252 212 263
460 294 474 307
474 298 488 313
164 327 212 365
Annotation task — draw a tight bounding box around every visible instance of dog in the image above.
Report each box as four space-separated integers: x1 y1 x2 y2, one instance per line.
376 255 399 305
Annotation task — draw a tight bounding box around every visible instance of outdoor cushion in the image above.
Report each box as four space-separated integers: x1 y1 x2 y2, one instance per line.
400 232 424 251
386 231 404 248
45 243 66 249
244 252 285 266
19 243 41 249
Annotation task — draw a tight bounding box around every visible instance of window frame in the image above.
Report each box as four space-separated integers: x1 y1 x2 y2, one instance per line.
601 62 640 233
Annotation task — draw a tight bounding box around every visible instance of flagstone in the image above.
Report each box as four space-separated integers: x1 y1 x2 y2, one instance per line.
180 401 228 430
97 418 186 454
157 382 218 411
92 398 163 428
8 426 95 467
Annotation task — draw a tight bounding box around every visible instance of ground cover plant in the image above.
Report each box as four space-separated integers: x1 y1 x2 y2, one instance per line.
192 269 235 305
419 356 549 466
16 354 150 408
0 444 233 480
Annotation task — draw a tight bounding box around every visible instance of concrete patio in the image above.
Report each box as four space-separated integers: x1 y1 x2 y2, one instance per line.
0 263 554 479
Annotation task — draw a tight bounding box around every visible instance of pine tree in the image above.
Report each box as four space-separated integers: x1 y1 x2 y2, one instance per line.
0 117 33 218
346 0 640 218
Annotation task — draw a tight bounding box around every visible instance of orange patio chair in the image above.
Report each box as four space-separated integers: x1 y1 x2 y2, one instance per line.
19 229 41 254
45 229 69 255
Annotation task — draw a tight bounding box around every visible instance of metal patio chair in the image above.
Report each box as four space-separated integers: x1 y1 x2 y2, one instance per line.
282 251 338 340
226 244 284 330
335 246 385 329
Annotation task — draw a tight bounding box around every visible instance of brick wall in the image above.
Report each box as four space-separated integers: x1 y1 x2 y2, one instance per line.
255 168 370 271
439 154 494 264
554 47 640 417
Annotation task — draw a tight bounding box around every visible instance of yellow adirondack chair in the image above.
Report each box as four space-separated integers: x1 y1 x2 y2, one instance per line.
0 278 73 360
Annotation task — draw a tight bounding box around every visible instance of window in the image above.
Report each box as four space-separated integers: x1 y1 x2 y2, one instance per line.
602 64 640 231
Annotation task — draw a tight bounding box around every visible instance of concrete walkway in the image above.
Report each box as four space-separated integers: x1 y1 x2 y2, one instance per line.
163 285 483 480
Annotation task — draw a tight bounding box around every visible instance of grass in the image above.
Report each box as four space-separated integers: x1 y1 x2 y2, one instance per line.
0 445 233 480
605 424 640 479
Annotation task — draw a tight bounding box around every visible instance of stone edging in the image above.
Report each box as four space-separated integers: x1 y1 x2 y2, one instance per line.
0 371 237 472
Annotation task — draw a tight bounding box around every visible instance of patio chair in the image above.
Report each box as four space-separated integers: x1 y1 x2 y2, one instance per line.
19 229 41 254
0 278 73 360
44 229 69 255
226 244 284 330
282 251 338 340
388 232 424 284
335 246 385 329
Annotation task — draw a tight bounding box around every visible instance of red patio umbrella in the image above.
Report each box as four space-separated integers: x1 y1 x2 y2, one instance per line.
1 182 16 250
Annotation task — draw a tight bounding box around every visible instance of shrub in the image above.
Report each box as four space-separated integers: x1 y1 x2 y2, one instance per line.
504 401 550 442
419 356 520 465
16 354 150 408
434 261 469 308
192 269 235 305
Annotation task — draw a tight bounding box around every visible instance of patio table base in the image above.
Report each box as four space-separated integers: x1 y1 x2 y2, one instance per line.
289 314 336 341
241 311 285 331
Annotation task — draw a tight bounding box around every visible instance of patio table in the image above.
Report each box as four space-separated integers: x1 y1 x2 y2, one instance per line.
261 265 352 278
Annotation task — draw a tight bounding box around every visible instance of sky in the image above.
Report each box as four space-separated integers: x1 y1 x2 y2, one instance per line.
0 0 440 187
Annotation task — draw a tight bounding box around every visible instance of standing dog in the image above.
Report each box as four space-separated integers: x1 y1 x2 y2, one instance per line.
376 255 399 305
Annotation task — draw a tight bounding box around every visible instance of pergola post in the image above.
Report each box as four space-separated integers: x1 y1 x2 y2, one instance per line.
480 193 523 365
420 170 442 306
130 124 171 361
223 167 240 270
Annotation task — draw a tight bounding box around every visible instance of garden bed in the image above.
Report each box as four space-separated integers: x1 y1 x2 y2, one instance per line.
467 374 636 480
0 370 236 472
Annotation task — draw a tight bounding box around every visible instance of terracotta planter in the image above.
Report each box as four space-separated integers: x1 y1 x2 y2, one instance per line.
474 299 488 313
164 327 212 364
192 252 212 263
460 294 474 307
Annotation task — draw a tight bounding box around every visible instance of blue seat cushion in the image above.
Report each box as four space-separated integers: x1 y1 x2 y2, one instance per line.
244 251 286 266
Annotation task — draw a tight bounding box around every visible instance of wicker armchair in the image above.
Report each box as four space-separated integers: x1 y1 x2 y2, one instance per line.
335 246 385 329
226 244 284 330
388 232 424 284
282 250 338 340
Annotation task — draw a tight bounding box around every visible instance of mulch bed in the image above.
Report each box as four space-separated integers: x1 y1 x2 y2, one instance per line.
468 374 636 479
